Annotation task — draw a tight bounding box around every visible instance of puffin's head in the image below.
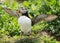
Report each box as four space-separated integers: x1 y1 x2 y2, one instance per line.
18 7 28 15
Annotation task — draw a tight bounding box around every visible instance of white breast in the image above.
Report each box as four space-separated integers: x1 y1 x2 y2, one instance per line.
18 16 31 34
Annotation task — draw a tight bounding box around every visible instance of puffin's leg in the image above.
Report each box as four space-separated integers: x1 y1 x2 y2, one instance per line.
20 31 26 39
20 31 24 36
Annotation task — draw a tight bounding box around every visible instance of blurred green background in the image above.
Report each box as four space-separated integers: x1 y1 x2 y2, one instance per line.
0 0 60 43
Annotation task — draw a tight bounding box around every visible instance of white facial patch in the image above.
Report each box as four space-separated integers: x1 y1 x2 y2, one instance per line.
19 7 28 14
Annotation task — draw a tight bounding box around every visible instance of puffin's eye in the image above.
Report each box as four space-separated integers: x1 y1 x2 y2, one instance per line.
22 8 24 10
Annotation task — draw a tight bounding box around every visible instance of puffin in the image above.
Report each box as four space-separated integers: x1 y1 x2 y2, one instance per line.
3 6 58 35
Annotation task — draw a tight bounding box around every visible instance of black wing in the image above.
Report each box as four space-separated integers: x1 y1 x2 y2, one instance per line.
31 14 58 26
2 7 20 18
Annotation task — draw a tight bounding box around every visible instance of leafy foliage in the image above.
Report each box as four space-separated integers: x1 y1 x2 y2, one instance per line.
0 0 60 43
0 34 60 43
